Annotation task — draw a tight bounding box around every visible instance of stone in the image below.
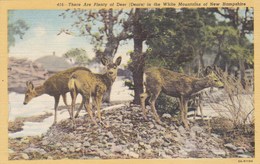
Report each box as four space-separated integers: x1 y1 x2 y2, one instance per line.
111 145 125 153
24 148 46 155
56 143 62 147
162 113 171 119
47 156 53 160
21 153 29 160
145 149 152 154
83 141 91 147
9 149 14 154
74 143 82 148
61 147 68 153
191 125 204 134
75 148 81 152
236 149 245 154
224 143 237 151
178 126 186 135
69 146 75 153
128 151 139 158
42 140 49 146
106 132 114 139
237 154 252 158
212 148 226 157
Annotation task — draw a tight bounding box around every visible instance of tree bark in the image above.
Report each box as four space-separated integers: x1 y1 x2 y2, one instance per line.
130 9 146 105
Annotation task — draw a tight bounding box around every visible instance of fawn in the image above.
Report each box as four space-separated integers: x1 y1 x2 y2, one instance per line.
23 67 91 124
68 56 122 126
140 67 224 129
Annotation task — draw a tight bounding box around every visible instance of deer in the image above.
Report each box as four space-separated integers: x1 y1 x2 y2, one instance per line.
23 67 91 124
140 66 224 129
68 56 122 126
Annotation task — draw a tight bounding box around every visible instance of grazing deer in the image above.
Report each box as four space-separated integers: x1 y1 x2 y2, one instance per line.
23 67 91 124
140 67 224 129
68 56 122 125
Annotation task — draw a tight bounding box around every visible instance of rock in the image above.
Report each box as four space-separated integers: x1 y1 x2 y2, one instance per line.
47 156 53 160
21 137 30 144
9 149 14 154
42 140 49 146
155 124 165 131
178 126 186 135
61 147 68 153
145 149 152 154
149 137 157 144
139 142 145 146
69 146 75 153
212 148 226 157
191 125 204 134
56 143 62 147
162 113 171 119
236 149 245 154
21 153 29 160
105 132 114 139
128 151 139 158
124 119 131 123
237 154 252 158
149 123 154 129
83 141 91 147
111 145 125 153
224 143 237 151
24 148 46 155
75 148 81 152
74 143 82 148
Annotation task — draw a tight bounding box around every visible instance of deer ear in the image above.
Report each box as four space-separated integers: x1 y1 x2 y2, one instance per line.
101 57 109 66
26 81 34 90
115 56 122 66
204 66 213 75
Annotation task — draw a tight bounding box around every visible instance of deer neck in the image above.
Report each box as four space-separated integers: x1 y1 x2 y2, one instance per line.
35 85 46 97
193 77 213 92
101 73 115 88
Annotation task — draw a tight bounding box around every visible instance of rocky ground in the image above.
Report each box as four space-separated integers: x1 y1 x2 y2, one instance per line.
8 104 254 160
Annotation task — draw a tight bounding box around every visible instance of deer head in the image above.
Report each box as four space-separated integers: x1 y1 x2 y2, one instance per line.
207 71 224 88
23 81 37 105
101 56 122 81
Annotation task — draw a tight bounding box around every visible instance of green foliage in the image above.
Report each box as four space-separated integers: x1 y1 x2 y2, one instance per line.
8 19 29 50
63 48 90 66
156 93 179 115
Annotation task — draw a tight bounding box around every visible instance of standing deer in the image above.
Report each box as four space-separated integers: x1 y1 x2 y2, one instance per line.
140 67 224 129
68 56 122 125
23 67 91 124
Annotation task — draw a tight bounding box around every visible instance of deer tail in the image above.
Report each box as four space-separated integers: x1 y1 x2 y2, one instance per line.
68 75 77 92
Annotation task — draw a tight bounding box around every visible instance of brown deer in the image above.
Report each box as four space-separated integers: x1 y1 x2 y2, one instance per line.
68 56 122 125
23 67 91 124
140 67 224 129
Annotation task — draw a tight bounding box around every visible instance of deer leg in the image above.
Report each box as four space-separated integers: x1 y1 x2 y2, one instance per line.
53 95 60 125
74 95 85 118
179 96 189 129
95 94 103 123
140 92 149 120
149 91 162 124
85 96 97 125
199 103 204 120
61 94 71 118
183 99 190 129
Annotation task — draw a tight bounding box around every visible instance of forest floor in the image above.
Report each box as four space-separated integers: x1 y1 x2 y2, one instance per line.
8 103 254 160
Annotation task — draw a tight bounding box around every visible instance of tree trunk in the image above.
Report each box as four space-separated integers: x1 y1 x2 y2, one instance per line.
130 9 146 105
132 40 145 105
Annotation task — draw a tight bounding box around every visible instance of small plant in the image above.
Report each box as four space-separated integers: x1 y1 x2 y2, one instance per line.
205 70 254 133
